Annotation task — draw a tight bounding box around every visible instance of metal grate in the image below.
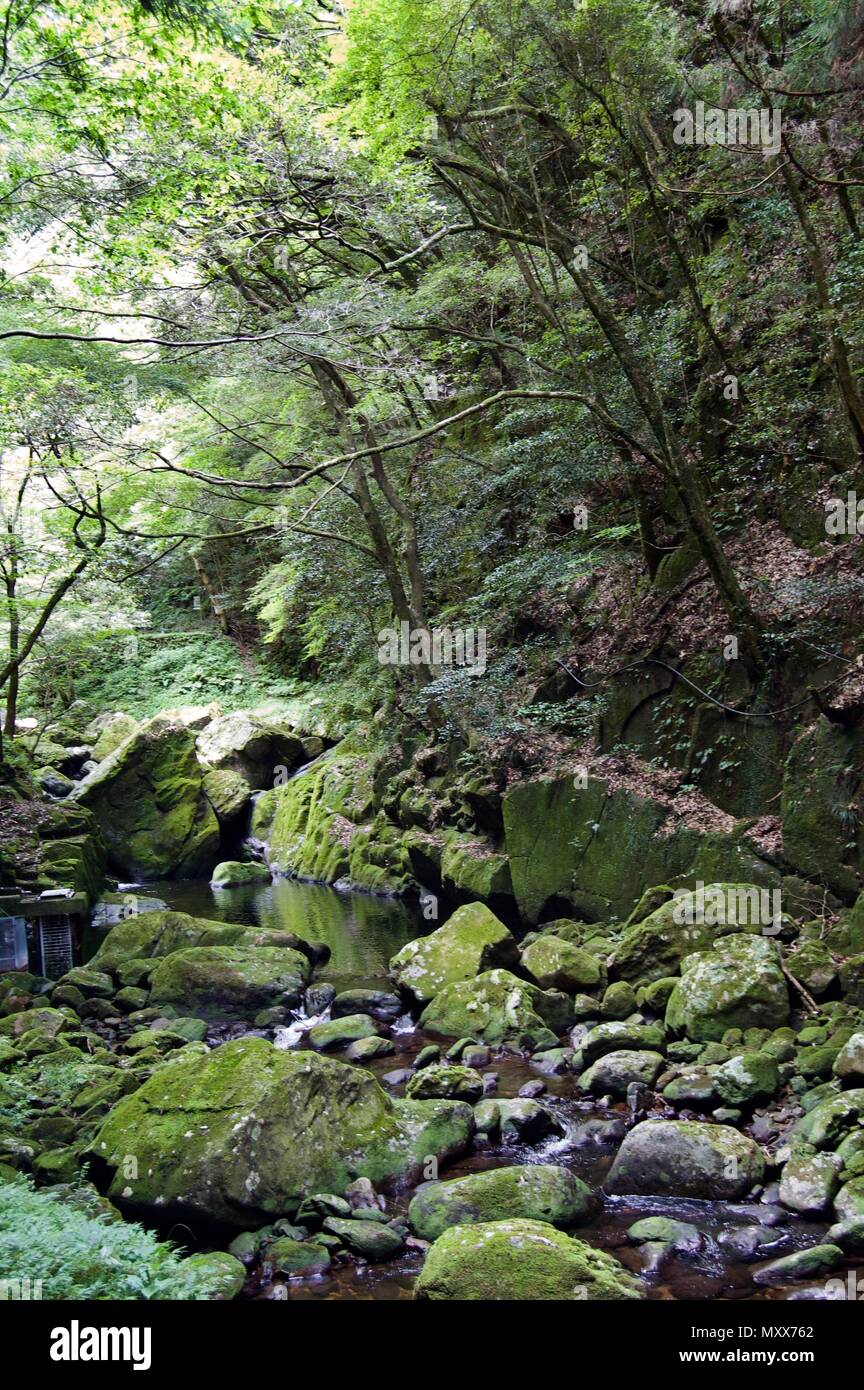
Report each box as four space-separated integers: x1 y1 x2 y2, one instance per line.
39 918 74 979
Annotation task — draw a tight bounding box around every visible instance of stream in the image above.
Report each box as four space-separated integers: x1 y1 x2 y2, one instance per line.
90 877 852 1303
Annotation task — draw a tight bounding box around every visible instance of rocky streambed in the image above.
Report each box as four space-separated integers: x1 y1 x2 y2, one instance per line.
2 872 863 1302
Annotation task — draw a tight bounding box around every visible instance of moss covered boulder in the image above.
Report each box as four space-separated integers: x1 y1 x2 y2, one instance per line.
408 1165 596 1242
609 885 768 985
211 861 271 888
605 1119 765 1199
665 936 789 1042
202 769 250 828
250 744 376 883
196 712 306 790
414 1218 642 1301
72 718 219 880
91 909 313 972
147 945 311 1020
520 935 606 993
404 1064 483 1102
91 1037 474 1227
419 969 572 1050
87 712 139 762
439 835 513 903
389 903 517 1005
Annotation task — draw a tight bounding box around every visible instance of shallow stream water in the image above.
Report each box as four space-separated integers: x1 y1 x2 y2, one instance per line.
104 877 857 1303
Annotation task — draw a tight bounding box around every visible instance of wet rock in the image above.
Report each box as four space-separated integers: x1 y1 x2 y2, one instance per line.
308 1013 380 1051
389 902 518 1004
753 1244 844 1285
665 936 789 1042
531 1047 575 1075
413 1045 441 1070
520 935 606 993
518 1080 546 1099
825 1217 864 1253
414 1219 642 1301
833 1032 864 1083
322 1216 404 1260
473 1098 564 1145
579 1049 664 1097
179 1251 246 1300
715 1052 780 1105
295 1193 351 1228
580 1020 666 1064
605 1119 765 1199
628 1216 704 1256
91 1036 474 1227
718 1226 790 1261
149 945 310 1021
266 1237 330 1277
408 1164 596 1242
462 1044 491 1068
345 1035 396 1061
778 1150 842 1215
419 968 570 1050
210 861 271 888
344 1177 381 1211
834 1176 864 1220
332 988 402 1023
663 1069 719 1108
304 983 336 1015
405 1064 484 1103
601 982 638 1019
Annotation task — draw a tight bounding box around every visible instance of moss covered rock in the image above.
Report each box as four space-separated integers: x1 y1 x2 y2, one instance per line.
605 1119 765 1199
72 718 219 880
389 903 517 1005
196 712 305 790
414 1218 642 1301
665 936 789 1042
251 745 377 884
211 861 271 888
91 1037 474 1227
781 718 864 900
520 935 606 993
419 968 571 1050
714 1051 780 1105
147 945 311 1020
408 1164 595 1242
92 909 312 972
609 885 767 985
404 1064 483 1102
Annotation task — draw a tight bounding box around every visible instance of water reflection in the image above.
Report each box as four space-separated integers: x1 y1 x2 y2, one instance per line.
144 877 423 989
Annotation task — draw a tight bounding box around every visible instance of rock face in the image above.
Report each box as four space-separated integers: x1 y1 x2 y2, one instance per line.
419 968 572 1050
665 935 789 1041
389 903 518 1004
408 1165 596 1242
196 712 306 790
91 1037 474 1227
147 945 311 1019
72 718 219 879
414 1219 642 1301
605 1119 765 1199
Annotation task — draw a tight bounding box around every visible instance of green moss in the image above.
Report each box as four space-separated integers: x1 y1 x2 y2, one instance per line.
419 968 571 1049
390 902 517 1004
414 1218 642 1301
408 1164 596 1242
147 945 311 1020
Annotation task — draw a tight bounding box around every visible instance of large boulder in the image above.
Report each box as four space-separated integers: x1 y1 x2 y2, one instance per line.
86 712 140 762
91 1037 474 1227
408 1165 596 1242
389 903 517 1004
419 969 573 1050
520 935 606 993
90 909 313 972
665 935 789 1042
202 769 251 828
605 1119 765 1199
609 885 767 985
71 718 219 879
414 1219 642 1301
196 712 305 790
147 945 311 1019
